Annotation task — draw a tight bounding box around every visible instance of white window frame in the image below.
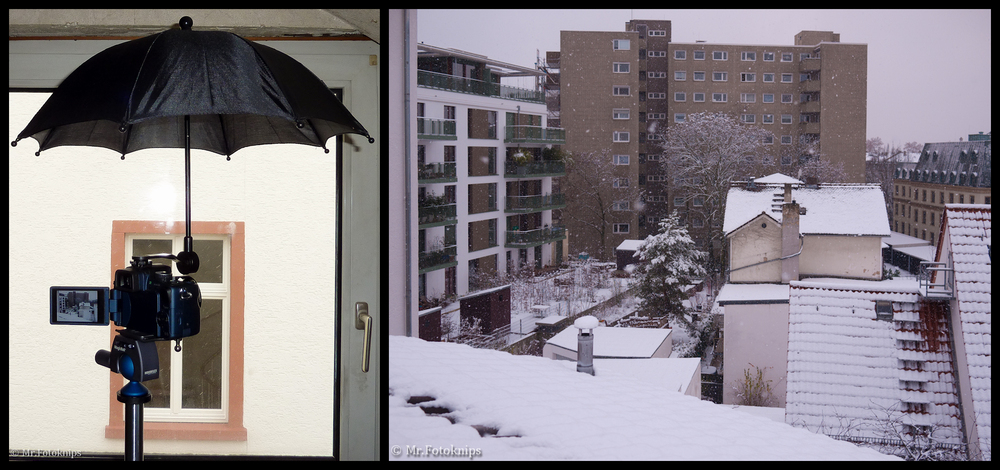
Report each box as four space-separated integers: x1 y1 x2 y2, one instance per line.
762 73 775 83
781 94 793 104
762 114 774 124
741 114 756 124
674 92 686 102
763 93 775 103
674 71 686 81
712 71 728 82
781 114 793 124
613 223 630 234
647 71 667 78
693 92 705 102
648 112 667 120
781 135 793 145
613 62 630 73
674 113 686 123
613 86 630 96
781 73 793 83
712 51 728 61
693 71 706 81
693 50 705 60
648 50 667 57
648 92 666 99
613 131 630 142
781 52 793 62
673 50 686 59
613 39 630 50
612 201 630 211
741 51 756 61
129 233 231 424
741 93 756 103
613 154 630 165
763 52 775 62
712 93 727 103
613 108 630 120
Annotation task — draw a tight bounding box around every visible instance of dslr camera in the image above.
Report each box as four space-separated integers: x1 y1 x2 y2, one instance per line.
51 254 201 381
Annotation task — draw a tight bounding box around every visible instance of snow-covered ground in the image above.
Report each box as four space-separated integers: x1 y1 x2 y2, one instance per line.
389 335 899 460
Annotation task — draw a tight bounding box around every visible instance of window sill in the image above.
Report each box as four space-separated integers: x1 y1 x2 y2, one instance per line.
106 421 247 441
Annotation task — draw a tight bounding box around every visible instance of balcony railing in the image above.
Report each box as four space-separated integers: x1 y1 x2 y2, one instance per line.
418 162 457 183
505 193 566 213
417 70 544 104
505 224 566 248
418 202 457 228
417 117 457 140
504 160 566 178
918 262 954 300
504 125 566 144
419 245 458 273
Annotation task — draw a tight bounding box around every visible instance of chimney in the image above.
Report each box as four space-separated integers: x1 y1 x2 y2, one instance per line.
783 182 792 203
781 197 801 283
574 315 598 376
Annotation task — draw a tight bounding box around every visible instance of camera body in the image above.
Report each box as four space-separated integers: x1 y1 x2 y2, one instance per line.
111 255 201 341
50 254 201 342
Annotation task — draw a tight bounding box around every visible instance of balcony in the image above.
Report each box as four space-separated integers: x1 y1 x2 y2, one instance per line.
417 117 457 140
418 202 457 228
505 193 566 213
504 125 566 145
918 262 954 300
505 224 566 248
419 245 457 274
799 57 821 72
417 70 544 104
504 160 566 178
418 162 457 184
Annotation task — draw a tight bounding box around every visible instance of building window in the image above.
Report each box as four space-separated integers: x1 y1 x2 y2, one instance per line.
693 50 705 60
650 30 667 37
781 94 793 103
763 93 775 103
674 92 686 102
781 114 793 124
712 71 728 82
613 178 630 188
693 71 706 81
647 71 667 78
781 73 793 83
613 131 630 142
763 52 775 61
613 108 630 120
741 93 756 103
875 301 893 321
613 223 630 234
712 93 727 103
613 154 629 165
674 71 686 81
781 52 793 62
741 114 756 124
674 50 686 60
613 39 630 50
741 51 756 61
763 73 775 83
693 93 705 102
109 220 247 441
781 135 792 145
648 92 666 99
712 51 728 61
763 135 774 144
612 201 630 211
613 62 630 73
674 114 686 123
613 86 630 96
740 72 756 82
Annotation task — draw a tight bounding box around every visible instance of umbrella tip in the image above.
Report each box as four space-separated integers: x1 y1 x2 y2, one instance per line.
179 16 193 30
368 136 375 144
10 139 17 147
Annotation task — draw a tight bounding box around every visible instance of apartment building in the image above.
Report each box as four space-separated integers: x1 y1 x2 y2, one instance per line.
892 138 992 247
415 44 566 305
555 20 867 259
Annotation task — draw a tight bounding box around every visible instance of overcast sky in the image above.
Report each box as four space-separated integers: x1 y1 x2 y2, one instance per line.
416 9 991 147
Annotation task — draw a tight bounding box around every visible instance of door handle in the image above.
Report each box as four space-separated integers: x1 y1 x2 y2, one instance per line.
355 302 371 373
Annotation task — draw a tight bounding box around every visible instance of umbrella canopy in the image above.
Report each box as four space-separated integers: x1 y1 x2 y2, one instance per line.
11 17 374 158
11 17 375 275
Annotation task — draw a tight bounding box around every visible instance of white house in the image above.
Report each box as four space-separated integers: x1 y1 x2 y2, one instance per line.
719 177 891 407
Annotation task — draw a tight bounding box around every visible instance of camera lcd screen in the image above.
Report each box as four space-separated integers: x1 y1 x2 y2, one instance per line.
50 287 109 325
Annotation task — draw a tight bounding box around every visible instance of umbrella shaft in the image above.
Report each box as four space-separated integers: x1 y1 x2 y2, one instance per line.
184 115 192 247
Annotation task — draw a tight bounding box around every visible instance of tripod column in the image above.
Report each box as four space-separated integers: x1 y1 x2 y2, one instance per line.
118 381 151 461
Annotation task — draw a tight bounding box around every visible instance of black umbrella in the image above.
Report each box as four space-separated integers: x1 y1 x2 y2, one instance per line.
11 16 374 274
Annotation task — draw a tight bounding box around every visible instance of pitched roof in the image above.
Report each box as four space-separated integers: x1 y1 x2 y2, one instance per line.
389 335 897 460
906 141 991 188
785 278 965 449
546 325 671 358
724 183 890 236
937 204 991 460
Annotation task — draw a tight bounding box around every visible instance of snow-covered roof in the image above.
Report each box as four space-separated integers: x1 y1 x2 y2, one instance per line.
754 172 803 185
785 278 965 448
724 183 890 236
616 239 645 252
546 325 670 358
716 283 789 305
937 204 991 460
390 335 898 460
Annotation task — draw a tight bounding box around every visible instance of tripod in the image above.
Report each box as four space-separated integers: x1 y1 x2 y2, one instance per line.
96 329 159 461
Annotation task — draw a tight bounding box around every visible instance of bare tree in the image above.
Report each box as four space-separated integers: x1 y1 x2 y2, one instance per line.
655 112 773 268
865 137 916 228
562 148 645 260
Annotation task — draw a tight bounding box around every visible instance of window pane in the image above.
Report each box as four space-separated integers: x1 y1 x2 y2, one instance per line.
146 340 173 408
182 298 223 409
190 239 224 284
132 239 173 269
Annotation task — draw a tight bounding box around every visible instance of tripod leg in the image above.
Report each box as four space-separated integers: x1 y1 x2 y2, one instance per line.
119 382 151 461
